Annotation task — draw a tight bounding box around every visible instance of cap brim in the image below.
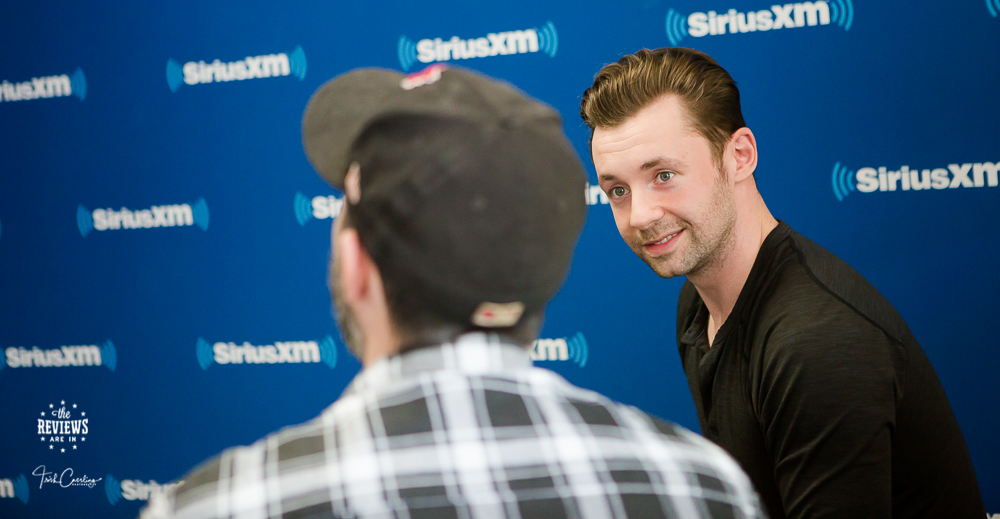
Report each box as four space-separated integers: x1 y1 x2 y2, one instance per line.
302 68 405 189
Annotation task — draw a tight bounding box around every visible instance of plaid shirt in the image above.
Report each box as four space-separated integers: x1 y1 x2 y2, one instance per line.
141 333 765 519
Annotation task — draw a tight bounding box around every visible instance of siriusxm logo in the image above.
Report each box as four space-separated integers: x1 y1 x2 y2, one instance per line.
77 198 209 237
166 46 306 93
665 0 853 45
105 474 180 505
585 183 610 206
3 341 116 372
294 192 344 226
397 21 558 71
529 332 589 368
0 475 29 504
1 68 86 103
196 336 338 370
831 160 1000 200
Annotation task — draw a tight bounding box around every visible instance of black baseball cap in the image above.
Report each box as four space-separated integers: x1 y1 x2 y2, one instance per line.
302 64 586 328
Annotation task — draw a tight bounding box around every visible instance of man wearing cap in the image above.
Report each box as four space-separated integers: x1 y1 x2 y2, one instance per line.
581 47 984 518
140 64 765 519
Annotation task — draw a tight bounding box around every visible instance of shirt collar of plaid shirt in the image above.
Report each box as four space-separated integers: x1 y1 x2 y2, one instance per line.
343 332 533 396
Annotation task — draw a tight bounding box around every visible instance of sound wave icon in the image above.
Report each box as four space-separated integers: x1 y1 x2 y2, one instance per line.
77 205 94 237
69 68 87 101
13 474 29 504
192 197 210 231
196 337 213 371
831 161 856 201
665 8 689 46
294 192 313 226
829 0 854 30
567 332 589 368
398 35 418 71
100 340 117 372
319 335 338 369
537 21 559 58
988 0 1000 17
166 59 183 93
289 45 307 80
105 474 122 505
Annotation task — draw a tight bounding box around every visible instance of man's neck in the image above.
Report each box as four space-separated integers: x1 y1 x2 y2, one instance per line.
688 196 777 346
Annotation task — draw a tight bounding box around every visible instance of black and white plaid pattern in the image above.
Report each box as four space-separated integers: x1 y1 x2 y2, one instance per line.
141 333 765 519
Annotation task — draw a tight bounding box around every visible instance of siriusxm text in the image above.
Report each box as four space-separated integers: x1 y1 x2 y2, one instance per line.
1 75 72 102
417 29 539 64
183 54 290 85
5 346 103 369
120 480 180 501
92 205 192 231
312 195 344 219
529 338 569 361
213 341 320 365
857 162 999 192
689 2 831 37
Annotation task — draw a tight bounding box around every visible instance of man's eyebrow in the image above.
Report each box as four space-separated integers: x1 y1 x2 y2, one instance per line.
640 157 685 171
597 173 618 183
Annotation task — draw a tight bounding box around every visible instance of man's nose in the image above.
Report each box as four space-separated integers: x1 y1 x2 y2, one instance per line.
629 189 665 230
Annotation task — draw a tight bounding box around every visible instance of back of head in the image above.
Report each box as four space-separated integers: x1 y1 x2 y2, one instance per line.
580 47 745 166
304 66 588 347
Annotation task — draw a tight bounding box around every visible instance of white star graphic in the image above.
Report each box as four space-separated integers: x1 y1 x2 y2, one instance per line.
49 445 53 450
40 437 45 441
60 400 65 405
49 404 53 408
60 448 65 453
40 412 45 416
72 404 77 409
81 437 86 442
72 445 77 450
81 412 86 417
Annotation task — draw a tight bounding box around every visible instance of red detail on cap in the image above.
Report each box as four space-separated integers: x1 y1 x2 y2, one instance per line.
405 63 448 80
400 64 448 90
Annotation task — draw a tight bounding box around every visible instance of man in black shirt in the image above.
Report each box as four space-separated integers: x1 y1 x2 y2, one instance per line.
579 47 985 518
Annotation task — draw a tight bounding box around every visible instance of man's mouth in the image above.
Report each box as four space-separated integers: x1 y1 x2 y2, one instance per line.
647 231 681 246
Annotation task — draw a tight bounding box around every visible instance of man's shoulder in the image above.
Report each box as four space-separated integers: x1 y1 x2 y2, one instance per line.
762 227 916 347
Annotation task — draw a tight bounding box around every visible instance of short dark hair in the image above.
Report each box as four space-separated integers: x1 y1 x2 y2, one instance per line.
581 47 746 166
338 206 543 348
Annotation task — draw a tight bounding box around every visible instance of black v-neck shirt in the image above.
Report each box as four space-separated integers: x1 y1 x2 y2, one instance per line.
676 221 984 519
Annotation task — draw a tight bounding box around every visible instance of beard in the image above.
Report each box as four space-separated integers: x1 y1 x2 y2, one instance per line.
329 250 366 361
630 169 737 279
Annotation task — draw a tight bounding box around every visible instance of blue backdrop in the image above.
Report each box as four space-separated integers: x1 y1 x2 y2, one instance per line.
1 1 997 517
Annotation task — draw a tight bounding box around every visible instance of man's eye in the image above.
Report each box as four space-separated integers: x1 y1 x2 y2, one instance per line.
657 171 675 182
611 186 627 198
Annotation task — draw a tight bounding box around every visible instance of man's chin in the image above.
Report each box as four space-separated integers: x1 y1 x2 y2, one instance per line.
637 252 687 279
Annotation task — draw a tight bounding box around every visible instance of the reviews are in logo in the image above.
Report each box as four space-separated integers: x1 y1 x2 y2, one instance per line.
38 400 89 453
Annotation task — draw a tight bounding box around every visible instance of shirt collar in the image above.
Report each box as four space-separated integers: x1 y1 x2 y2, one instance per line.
342 332 533 396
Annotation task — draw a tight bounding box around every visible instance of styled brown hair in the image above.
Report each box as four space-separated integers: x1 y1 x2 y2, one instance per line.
580 47 745 165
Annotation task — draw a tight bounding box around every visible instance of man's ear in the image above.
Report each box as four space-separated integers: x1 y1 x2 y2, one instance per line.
335 226 368 305
729 127 758 183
